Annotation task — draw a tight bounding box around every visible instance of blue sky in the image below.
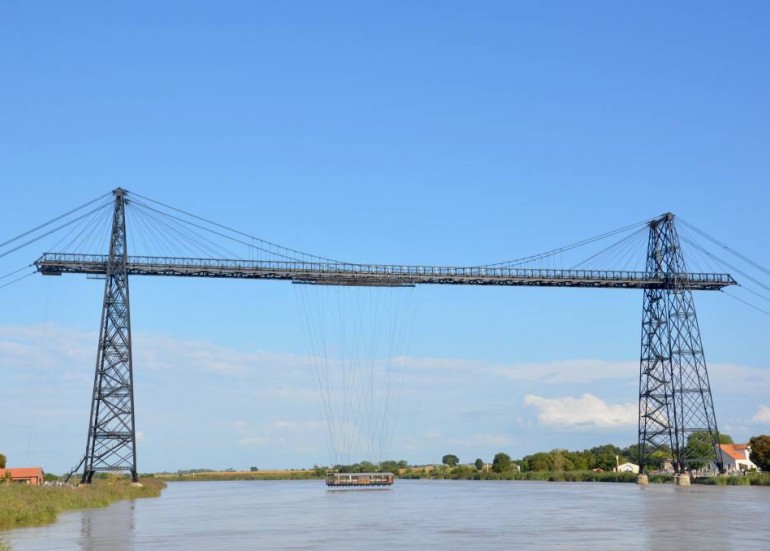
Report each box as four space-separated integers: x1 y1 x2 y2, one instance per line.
1 1 769 474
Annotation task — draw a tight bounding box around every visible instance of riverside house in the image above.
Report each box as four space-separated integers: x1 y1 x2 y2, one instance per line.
0 467 45 485
715 444 758 473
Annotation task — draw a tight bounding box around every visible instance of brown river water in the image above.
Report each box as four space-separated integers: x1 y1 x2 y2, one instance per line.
2 479 769 550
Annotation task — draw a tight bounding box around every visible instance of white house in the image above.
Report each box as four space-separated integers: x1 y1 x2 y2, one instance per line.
714 443 758 473
615 462 639 474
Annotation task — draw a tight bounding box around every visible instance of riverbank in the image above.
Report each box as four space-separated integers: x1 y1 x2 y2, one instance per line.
406 469 770 485
157 468 770 486
0 477 165 532
693 473 770 486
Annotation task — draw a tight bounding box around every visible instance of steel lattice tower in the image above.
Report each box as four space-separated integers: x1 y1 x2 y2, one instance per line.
638 213 723 474
80 188 138 483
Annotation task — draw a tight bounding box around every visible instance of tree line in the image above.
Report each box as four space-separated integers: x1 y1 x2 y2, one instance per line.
440 433 770 474
317 433 769 478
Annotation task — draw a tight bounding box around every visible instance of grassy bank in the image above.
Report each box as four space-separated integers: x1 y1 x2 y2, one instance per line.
160 469 653 484
156 468 770 485
0 477 165 532
693 473 770 486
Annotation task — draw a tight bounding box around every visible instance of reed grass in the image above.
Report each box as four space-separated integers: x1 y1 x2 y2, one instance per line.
694 473 770 486
0 477 165 532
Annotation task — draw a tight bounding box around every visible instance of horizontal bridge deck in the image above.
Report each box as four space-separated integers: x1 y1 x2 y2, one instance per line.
35 253 736 290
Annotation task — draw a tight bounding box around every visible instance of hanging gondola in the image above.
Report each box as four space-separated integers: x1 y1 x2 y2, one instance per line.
325 471 394 487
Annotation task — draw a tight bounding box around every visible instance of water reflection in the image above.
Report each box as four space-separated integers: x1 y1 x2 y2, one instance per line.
641 485 731 549
79 500 135 550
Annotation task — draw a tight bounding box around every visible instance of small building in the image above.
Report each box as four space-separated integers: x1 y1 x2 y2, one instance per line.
714 443 757 473
0 467 45 485
616 462 640 474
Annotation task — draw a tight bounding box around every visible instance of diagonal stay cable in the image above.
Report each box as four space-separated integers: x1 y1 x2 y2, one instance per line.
721 289 770 318
482 216 654 268
130 191 345 264
1 202 113 260
680 218 770 278
680 236 770 294
572 226 648 269
0 192 112 250
737 284 770 305
128 200 236 258
129 199 302 262
0 269 36 289
1 264 35 280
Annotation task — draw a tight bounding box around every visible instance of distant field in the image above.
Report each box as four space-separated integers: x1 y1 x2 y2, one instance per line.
155 470 322 481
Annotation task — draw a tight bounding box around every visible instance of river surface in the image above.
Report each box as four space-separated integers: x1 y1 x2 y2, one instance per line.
2 480 769 550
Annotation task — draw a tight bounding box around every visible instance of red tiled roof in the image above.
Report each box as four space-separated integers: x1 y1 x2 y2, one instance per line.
719 444 747 461
0 467 44 478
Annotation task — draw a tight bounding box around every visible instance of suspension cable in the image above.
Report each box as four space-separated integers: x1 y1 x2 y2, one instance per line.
680 236 770 294
130 191 344 264
0 192 112 250
128 198 308 262
680 218 770 278
572 226 648 269
482 216 654 268
721 289 770 318
0 202 112 260
0 269 36 289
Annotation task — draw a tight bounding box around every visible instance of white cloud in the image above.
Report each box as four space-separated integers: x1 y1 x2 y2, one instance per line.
446 433 512 447
524 393 636 429
234 418 324 449
403 356 636 385
238 436 272 446
272 420 324 430
4 322 769 471
751 405 770 425
133 333 313 375
707 363 770 396
0 323 96 377
256 387 318 401
489 359 637 384
400 431 511 450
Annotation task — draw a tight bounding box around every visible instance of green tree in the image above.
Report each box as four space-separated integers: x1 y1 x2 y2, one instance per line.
522 452 553 472
587 444 624 471
492 452 513 473
566 451 590 471
549 449 575 472
685 432 733 469
380 460 408 474
442 454 459 467
358 461 377 473
622 444 641 465
749 435 770 471
0 452 5 469
474 458 484 471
